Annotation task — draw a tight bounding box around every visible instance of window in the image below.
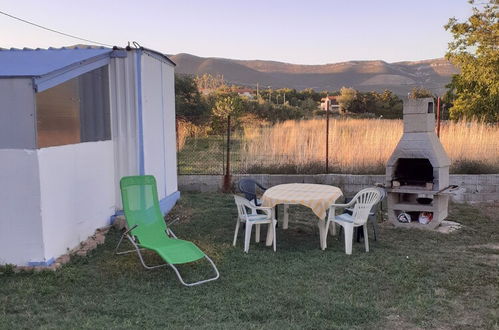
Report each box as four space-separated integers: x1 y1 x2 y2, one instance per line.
36 66 111 148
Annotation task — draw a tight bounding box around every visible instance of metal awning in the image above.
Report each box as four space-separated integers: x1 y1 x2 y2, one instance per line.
0 47 116 92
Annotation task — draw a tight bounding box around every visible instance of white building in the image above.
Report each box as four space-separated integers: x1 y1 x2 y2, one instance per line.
0 46 179 266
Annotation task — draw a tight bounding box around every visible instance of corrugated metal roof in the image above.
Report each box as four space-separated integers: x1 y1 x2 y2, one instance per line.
0 46 113 77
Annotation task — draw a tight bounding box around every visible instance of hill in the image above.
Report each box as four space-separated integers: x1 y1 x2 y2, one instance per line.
170 53 458 95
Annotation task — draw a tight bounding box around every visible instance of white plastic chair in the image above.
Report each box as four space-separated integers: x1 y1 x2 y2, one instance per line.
325 188 382 255
233 195 277 253
345 186 386 241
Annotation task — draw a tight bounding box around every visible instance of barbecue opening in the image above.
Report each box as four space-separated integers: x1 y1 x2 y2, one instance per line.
393 158 433 186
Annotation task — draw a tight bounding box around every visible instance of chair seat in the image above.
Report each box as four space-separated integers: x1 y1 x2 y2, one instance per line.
140 238 205 265
335 213 354 223
245 214 271 222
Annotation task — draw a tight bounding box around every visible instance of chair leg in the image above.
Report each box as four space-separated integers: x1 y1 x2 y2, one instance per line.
272 220 277 252
370 215 378 241
255 224 261 242
343 224 354 255
244 222 253 253
363 224 369 252
329 222 336 236
233 220 240 247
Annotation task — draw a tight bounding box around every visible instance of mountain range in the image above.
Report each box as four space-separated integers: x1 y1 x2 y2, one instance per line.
170 53 458 96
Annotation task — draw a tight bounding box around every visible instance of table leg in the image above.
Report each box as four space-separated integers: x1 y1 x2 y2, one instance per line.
318 219 327 250
266 207 275 246
283 204 289 229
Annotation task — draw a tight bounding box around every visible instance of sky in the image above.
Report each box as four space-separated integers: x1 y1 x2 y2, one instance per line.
0 0 472 65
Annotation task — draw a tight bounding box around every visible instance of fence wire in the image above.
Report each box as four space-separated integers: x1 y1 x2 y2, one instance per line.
176 115 332 175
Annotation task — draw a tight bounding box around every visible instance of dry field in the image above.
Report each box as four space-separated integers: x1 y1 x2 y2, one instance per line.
237 118 499 174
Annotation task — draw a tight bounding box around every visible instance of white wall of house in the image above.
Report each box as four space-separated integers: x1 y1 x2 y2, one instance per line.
109 52 138 208
161 63 178 196
0 149 45 265
141 53 177 199
37 141 116 261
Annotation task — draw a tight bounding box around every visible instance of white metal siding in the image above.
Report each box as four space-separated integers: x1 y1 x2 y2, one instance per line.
162 64 178 195
37 141 115 260
109 54 139 208
0 79 37 149
141 53 175 200
0 149 45 265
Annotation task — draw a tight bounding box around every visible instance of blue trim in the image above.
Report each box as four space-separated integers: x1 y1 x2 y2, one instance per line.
109 210 124 224
159 191 181 215
136 50 145 175
34 55 110 92
28 257 55 267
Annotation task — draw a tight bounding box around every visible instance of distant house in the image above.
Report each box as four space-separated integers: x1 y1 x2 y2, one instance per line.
236 88 254 99
320 95 340 111
0 46 178 266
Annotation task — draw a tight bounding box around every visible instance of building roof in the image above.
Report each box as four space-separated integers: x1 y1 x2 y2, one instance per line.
0 46 113 77
321 95 339 101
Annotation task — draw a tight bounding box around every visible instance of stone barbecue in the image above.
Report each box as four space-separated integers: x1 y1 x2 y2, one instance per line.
386 98 451 229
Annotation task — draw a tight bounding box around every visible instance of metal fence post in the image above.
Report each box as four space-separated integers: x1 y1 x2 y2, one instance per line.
175 117 179 151
223 115 232 192
325 107 329 173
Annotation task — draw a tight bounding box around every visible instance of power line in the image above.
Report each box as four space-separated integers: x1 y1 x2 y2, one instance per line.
0 10 114 47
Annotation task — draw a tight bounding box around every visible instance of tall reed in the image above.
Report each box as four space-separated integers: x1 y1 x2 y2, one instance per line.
238 118 499 174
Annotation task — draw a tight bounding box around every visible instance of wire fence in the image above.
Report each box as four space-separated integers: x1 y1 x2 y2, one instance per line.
176 115 335 176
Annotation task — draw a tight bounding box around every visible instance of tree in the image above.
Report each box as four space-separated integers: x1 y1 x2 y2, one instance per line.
444 0 499 122
212 93 243 118
409 87 435 99
337 87 357 113
174 74 209 123
210 90 243 133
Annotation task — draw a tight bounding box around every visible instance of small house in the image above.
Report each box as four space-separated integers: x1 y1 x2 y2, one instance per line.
320 95 340 112
0 46 179 266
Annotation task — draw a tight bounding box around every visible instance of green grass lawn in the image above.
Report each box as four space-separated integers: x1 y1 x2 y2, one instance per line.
1 193 498 329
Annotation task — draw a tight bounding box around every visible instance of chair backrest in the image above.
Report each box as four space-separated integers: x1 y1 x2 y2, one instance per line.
120 175 168 244
350 188 383 225
233 195 255 221
238 179 265 204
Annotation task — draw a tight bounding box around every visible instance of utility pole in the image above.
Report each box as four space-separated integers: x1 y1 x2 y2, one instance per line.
268 86 271 102
256 83 259 99
283 92 286 104
326 99 330 173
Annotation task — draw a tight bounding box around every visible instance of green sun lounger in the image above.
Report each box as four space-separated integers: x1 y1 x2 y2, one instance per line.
115 175 219 286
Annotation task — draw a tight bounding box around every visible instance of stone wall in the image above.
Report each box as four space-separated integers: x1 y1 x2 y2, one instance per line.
178 174 499 203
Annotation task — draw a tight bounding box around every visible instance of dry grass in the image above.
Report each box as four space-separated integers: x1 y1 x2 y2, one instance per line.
177 119 211 150
238 118 499 174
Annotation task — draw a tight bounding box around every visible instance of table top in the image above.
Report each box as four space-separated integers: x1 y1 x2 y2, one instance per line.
261 183 343 220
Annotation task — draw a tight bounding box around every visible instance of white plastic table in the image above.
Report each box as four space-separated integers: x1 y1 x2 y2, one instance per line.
261 183 343 250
